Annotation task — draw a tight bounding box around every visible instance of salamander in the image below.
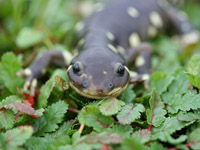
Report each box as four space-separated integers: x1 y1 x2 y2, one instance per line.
17 0 199 99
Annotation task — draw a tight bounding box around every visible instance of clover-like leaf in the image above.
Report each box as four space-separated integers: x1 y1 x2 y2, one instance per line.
5 102 42 117
0 52 24 93
146 90 166 128
150 72 174 94
177 111 200 122
132 129 151 144
33 101 68 136
186 73 200 89
0 110 14 129
121 137 151 150
38 78 56 108
187 54 200 75
188 128 200 149
99 98 125 116
117 103 145 125
1 126 33 149
166 91 200 114
152 117 193 141
121 86 136 103
78 105 114 131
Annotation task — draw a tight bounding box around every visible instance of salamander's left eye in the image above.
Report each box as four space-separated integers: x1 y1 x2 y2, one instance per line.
117 64 125 75
73 63 80 73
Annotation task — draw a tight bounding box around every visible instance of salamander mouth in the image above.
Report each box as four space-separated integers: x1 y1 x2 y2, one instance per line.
69 80 129 99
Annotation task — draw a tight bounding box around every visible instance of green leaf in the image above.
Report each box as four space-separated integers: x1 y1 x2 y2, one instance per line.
73 143 92 150
146 90 166 127
153 38 181 72
38 78 56 108
79 132 122 145
0 95 21 107
72 132 81 144
162 70 189 104
121 86 136 103
78 105 114 131
99 98 125 116
121 137 151 150
187 54 200 75
5 102 42 117
152 117 193 141
163 134 187 145
59 143 92 150
177 111 200 122
105 124 133 137
26 137 55 150
46 121 73 138
186 73 200 89
2 126 33 149
166 91 200 114
16 27 45 48
0 52 24 93
51 69 68 82
188 128 200 149
131 129 151 144
25 136 70 150
150 72 174 94
150 142 167 150
33 101 68 136
0 110 14 129
117 103 145 125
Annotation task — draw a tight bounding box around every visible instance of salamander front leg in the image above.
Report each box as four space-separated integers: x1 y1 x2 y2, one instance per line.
125 43 152 89
17 50 73 95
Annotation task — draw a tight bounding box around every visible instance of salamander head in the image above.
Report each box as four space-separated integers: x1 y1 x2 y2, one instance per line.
67 48 130 99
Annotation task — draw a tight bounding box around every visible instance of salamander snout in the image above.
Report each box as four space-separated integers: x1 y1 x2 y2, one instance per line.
81 80 89 88
67 61 130 99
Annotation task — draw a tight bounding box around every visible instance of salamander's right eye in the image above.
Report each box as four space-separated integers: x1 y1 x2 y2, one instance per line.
73 63 80 73
117 64 125 75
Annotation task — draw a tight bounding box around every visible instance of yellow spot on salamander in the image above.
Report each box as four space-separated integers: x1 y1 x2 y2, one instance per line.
150 11 163 28
147 25 158 37
127 7 139 18
129 33 141 47
142 74 150 80
106 32 115 41
117 46 125 54
135 56 145 67
108 44 118 53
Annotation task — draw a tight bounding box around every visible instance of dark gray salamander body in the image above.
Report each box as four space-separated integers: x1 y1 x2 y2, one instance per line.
18 0 199 98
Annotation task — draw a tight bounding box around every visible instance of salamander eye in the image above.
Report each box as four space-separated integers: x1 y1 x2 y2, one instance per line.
73 63 80 73
117 64 125 75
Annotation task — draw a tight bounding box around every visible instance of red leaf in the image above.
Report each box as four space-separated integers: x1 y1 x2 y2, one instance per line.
100 144 112 150
5 102 41 118
22 92 34 107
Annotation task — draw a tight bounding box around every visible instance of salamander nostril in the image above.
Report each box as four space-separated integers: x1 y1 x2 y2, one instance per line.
108 83 114 90
98 90 103 95
81 80 88 88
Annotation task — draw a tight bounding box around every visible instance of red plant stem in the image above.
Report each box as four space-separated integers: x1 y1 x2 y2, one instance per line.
148 125 152 132
168 142 196 150
185 142 195 147
68 107 79 113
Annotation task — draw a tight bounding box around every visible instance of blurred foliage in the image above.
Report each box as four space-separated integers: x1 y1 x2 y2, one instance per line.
0 0 200 149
